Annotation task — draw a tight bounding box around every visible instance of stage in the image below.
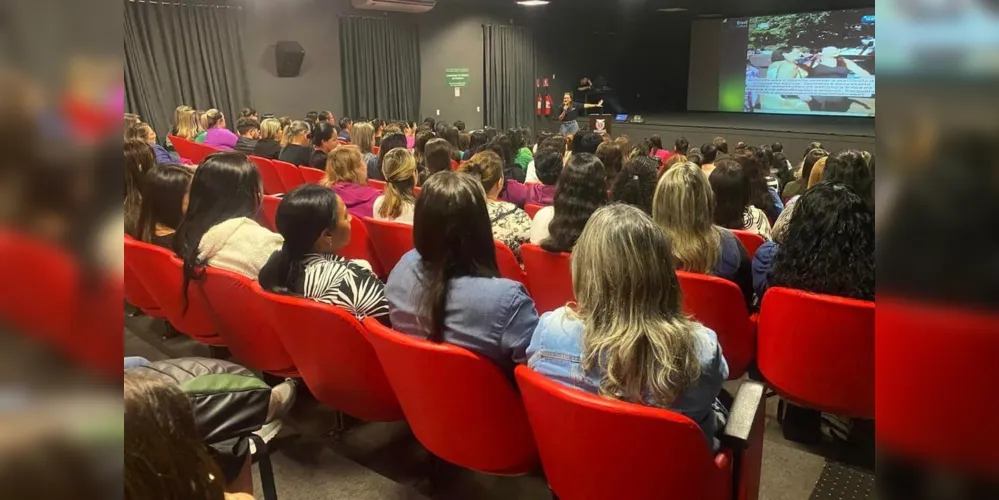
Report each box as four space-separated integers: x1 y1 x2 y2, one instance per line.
557 111 875 156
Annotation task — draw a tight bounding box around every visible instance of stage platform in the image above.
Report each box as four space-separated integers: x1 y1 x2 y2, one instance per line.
561 111 875 156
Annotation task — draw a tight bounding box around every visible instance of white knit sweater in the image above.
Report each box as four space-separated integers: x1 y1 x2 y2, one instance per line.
198 217 284 279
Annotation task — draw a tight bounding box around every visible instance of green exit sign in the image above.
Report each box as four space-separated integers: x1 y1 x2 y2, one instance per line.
445 68 470 88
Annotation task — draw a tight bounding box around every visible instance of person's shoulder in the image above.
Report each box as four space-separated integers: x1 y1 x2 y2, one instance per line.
534 307 583 346
535 205 554 220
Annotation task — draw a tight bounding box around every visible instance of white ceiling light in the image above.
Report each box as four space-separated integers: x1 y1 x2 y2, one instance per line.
517 0 551 6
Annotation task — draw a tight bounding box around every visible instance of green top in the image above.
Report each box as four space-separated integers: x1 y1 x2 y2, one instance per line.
514 147 533 171
194 130 208 143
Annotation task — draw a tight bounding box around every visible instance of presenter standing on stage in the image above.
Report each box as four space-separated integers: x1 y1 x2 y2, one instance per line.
556 92 603 136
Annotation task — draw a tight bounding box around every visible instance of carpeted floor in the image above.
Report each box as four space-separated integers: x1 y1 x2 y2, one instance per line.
124 313 870 500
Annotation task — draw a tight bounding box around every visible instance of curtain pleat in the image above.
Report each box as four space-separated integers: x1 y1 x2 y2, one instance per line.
339 16 420 121
124 1 251 137
483 25 535 130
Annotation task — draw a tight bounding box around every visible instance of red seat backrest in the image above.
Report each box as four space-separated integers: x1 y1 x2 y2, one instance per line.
260 195 281 232
338 216 385 278
494 240 527 288
362 318 538 474
515 366 730 500
123 237 223 345
675 271 756 380
362 217 414 277
878 299 999 477
258 289 403 421
193 142 220 163
524 203 544 219
758 287 874 418
300 167 326 184
123 235 164 318
368 179 386 191
520 243 573 314
169 135 201 164
198 267 297 376
249 155 285 195
731 230 765 260
0 230 78 344
272 159 306 192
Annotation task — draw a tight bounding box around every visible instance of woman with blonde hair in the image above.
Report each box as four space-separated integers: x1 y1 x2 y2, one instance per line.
459 151 532 257
652 162 753 306
350 122 379 175
321 145 380 218
201 109 239 150
278 120 313 167
175 107 201 141
528 203 729 448
373 148 417 224
252 118 283 159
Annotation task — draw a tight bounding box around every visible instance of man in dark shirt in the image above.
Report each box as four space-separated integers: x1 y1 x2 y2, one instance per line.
338 117 352 142
234 117 260 156
556 92 602 137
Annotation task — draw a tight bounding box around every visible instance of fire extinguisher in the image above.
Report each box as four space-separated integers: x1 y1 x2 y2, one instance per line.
536 93 543 117
544 93 553 117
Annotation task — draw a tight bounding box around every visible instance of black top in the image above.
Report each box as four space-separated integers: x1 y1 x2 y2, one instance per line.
557 102 583 122
309 150 328 170
234 137 258 156
253 139 281 160
279 144 313 167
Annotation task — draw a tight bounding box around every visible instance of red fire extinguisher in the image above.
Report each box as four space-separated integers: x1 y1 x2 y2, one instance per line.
536 93 543 117
544 93 553 117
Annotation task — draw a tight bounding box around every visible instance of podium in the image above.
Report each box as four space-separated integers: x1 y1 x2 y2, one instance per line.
588 115 613 136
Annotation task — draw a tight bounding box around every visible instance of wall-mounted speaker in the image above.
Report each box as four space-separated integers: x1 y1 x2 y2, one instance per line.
275 41 305 77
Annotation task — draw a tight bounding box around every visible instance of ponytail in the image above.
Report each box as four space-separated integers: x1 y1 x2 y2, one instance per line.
417 262 450 343
259 241 308 295
378 148 417 219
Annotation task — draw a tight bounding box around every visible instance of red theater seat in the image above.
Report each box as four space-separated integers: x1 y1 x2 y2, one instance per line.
300 166 326 184
338 217 385 278
249 155 285 195
520 244 573 313
367 179 386 191
524 203 544 219
676 271 756 380
123 235 164 318
363 217 414 276
169 135 203 164
272 159 306 191
731 230 765 260
260 195 281 232
495 240 527 288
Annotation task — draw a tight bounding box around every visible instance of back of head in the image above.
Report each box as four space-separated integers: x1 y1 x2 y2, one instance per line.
491 135 515 164
338 116 352 131
649 134 664 150
311 122 336 148
413 171 499 340
260 118 282 141
424 138 454 175
240 107 257 119
483 126 498 141
460 151 504 193
712 136 728 154
772 182 875 300
708 158 750 229
822 149 873 205
700 143 718 164
204 109 224 129
125 140 156 237
571 203 700 404
415 130 435 156
771 142 783 154
318 111 333 123
137 163 194 243
544 153 607 253
259 184 342 295
663 154 688 173
595 142 624 182
351 122 375 153
454 120 466 131
734 146 775 214
286 120 311 143
800 148 828 187
458 131 471 151
686 151 703 166
442 126 460 149
379 148 417 219
807 156 828 189
378 132 408 168
172 105 193 128
652 162 720 273
674 136 689 155
175 108 201 140
613 134 631 154
323 145 363 185
126 122 153 142
306 111 319 125
534 147 564 186
468 130 488 152
508 128 525 151
611 156 659 215
541 135 567 155
572 131 602 155
804 141 824 158
124 371 225 500
236 117 260 137
424 117 436 129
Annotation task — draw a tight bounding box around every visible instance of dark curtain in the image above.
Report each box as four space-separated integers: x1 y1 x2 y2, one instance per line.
340 16 420 121
124 0 251 137
483 24 535 130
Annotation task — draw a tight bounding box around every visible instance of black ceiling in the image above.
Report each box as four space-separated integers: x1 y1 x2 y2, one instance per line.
452 0 874 18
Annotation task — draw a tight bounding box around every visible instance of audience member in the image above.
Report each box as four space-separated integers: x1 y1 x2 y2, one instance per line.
306 111 319 130
373 148 418 224
465 129 488 160
822 150 874 207
782 148 827 200
373 132 408 182
259 184 389 323
687 150 704 167
423 138 453 176
483 125 498 141
595 142 624 183
460 151 532 256
414 129 435 168
675 136 690 155
612 134 631 156
318 110 333 124
457 131 470 154
652 162 753 306
709 158 772 239
442 126 460 154
735 148 784 220
454 120 466 132
506 146 561 207
253 118 283 160
175 152 282 286
699 143 719 175
773 155 827 242
713 136 729 155
662 154 688 173
194 110 209 142
385 171 539 378
610 156 658 215
308 122 337 170
320 145 380 218
338 117 353 141
531 153 607 250
126 123 173 164
404 121 416 149
233 118 260 156
125 112 141 138
525 135 566 182
136 163 193 249
371 118 384 146
125 140 155 237
240 108 258 121
278 120 313 167
351 122 379 175
277 116 293 144
512 129 534 170
648 134 672 163
528 203 728 448
201 109 239 151
572 131 602 155
167 105 199 150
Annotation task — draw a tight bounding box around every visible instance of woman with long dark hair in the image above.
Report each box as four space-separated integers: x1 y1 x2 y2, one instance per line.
125 140 156 238
735 146 783 220
174 153 281 302
782 148 827 200
259 184 388 322
610 156 658 215
136 163 194 249
709 158 772 239
530 153 607 251
372 132 408 181
385 171 539 377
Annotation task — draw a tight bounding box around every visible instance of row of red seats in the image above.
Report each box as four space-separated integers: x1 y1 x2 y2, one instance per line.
123 234 764 499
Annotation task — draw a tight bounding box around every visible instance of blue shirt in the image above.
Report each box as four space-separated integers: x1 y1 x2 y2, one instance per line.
527 307 729 448
385 249 540 377
752 241 779 298
714 228 754 308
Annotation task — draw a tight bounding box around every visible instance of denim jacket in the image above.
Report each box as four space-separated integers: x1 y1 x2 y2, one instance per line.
527 307 729 448
386 249 540 377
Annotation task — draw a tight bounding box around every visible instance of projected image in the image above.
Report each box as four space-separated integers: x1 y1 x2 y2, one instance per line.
742 10 875 116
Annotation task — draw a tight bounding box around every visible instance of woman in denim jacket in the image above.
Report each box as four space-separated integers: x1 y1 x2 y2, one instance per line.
527 203 729 449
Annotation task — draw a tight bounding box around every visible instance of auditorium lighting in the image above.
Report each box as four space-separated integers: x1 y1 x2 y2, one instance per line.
516 0 550 6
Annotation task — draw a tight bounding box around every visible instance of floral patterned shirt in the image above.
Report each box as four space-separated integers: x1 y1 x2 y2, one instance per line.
486 200 532 258
298 253 390 324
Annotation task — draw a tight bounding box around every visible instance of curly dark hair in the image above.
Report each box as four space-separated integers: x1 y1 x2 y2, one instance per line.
534 147 563 186
823 149 873 207
596 142 624 183
770 182 875 300
542 153 607 253
735 146 778 220
611 156 658 215
708 158 749 230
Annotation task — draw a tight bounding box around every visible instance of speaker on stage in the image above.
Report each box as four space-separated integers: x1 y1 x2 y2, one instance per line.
275 41 305 77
